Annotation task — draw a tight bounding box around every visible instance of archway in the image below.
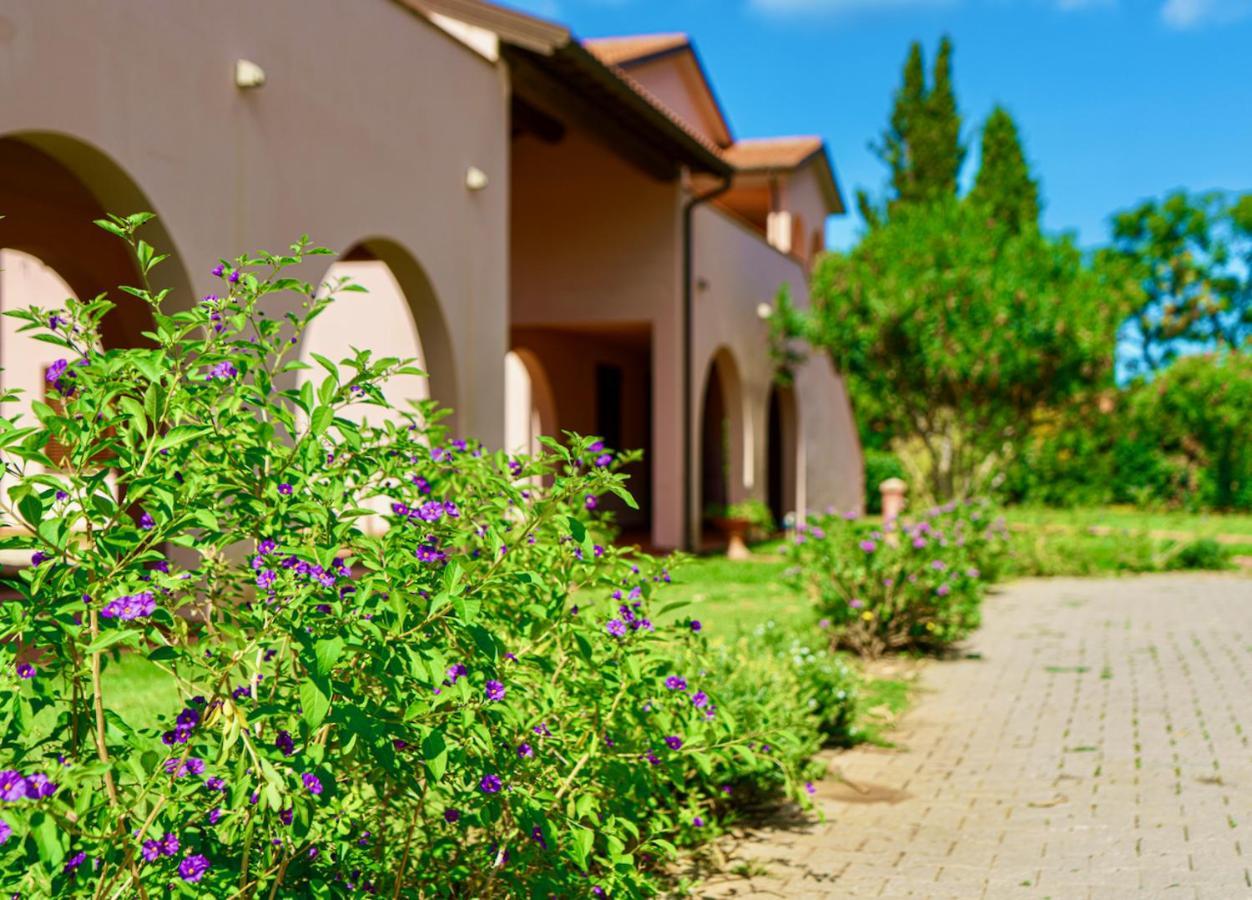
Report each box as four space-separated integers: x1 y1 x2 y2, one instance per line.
697 347 746 541
504 348 557 459
0 132 192 349
766 382 799 530
304 240 456 431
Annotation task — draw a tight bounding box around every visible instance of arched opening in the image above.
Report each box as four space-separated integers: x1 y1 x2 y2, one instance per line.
766 383 800 531
0 132 191 348
504 348 557 459
303 240 456 431
698 347 746 544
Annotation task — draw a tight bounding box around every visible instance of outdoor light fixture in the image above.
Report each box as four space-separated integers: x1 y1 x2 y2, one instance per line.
234 59 266 89
465 166 489 192
757 302 773 320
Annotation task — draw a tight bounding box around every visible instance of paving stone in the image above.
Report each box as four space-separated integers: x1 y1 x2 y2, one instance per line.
694 574 1252 899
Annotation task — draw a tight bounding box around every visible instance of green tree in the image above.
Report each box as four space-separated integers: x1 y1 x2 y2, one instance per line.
800 197 1135 500
1111 190 1252 374
1137 351 1252 509
859 36 965 225
969 106 1040 234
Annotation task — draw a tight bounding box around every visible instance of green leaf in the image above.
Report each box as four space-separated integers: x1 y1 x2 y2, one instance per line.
300 678 331 729
83 629 139 655
569 825 594 871
314 637 344 678
423 729 448 781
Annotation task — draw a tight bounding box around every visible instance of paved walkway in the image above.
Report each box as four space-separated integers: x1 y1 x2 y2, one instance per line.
699 574 1252 899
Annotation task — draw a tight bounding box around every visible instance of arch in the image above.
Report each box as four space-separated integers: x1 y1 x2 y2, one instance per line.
697 346 747 529
504 347 557 458
766 382 800 530
0 131 193 348
304 238 457 432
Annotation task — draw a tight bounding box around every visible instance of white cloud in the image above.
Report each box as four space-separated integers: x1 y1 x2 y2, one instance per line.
1160 0 1252 27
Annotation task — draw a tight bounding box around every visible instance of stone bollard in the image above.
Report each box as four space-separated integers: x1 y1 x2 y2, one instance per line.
880 477 907 524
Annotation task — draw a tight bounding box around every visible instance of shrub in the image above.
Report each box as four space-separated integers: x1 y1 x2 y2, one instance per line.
787 500 1008 659
863 450 906 514
0 217 815 897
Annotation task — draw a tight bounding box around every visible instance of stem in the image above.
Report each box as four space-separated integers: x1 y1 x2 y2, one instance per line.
392 803 423 898
88 608 119 806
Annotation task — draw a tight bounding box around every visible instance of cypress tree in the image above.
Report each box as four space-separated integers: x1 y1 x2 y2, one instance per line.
864 37 966 223
970 106 1041 233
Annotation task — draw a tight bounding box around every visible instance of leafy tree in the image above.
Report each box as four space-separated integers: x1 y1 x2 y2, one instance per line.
1135 351 1252 509
1111 190 1252 374
859 36 966 225
969 106 1040 234
801 197 1136 500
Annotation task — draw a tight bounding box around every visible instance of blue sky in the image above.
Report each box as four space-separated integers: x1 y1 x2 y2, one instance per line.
499 0 1252 250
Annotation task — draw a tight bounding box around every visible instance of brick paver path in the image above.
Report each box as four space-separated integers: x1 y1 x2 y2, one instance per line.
699 574 1252 899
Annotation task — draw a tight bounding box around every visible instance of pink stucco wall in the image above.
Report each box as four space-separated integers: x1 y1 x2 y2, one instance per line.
0 0 510 444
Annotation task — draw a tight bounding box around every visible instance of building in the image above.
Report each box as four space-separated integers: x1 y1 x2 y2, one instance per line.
0 0 862 550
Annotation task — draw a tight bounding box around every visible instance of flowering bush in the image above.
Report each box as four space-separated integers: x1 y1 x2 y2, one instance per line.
0 216 817 897
787 500 1008 658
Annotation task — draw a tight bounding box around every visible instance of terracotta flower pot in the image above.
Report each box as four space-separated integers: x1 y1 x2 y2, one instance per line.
713 516 752 561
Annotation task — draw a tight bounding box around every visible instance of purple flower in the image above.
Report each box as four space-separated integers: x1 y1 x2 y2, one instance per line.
691 691 709 708
595 453 613 467
31 551 50 567
101 591 156 621
141 840 161 862
0 819 10 845
693 816 705 827
480 774 502 794
859 539 877 553
64 851 87 874
967 567 981 579
931 560 947 571
279 808 293 826
517 743 534 758
211 263 225 277
228 269 241 285
160 832 180 857
912 537 927 549
275 730 295 757
849 598 865 610
0 771 25 802
446 663 467 685
584 495 598 510
302 772 323 796
178 853 210 883
207 361 237 380
605 618 627 637
936 584 951 597
139 511 155 530
533 722 551 737
664 735 684 751
444 808 460 823
805 781 817 795
689 620 702 632
664 676 687 692
485 680 506 702
45 359 68 385
208 807 223 825
16 663 34 680
24 773 57 799
645 751 660 766
278 483 293 496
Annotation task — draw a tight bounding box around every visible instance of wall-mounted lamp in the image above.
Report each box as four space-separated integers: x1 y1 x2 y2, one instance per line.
465 166 489 192
235 59 266 89
756 302 773 320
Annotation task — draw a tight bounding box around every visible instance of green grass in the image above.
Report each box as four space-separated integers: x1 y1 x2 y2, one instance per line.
856 675 913 746
29 652 183 736
1004 505 1252 539
659 550 810 638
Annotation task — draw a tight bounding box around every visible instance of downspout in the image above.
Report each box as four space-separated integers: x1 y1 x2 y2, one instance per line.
682 172 733 551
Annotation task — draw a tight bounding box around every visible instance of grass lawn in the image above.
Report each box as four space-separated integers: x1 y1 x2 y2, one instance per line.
1004 505 1252 542
659 549 811 639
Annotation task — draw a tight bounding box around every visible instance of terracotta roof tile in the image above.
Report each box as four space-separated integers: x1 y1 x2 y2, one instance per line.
723 136 825 172
583 33 690 66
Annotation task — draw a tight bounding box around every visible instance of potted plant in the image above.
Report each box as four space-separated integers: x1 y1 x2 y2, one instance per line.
708 501 775 560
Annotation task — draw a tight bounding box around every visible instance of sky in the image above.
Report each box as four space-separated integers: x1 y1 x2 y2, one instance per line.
498 0 1252 251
